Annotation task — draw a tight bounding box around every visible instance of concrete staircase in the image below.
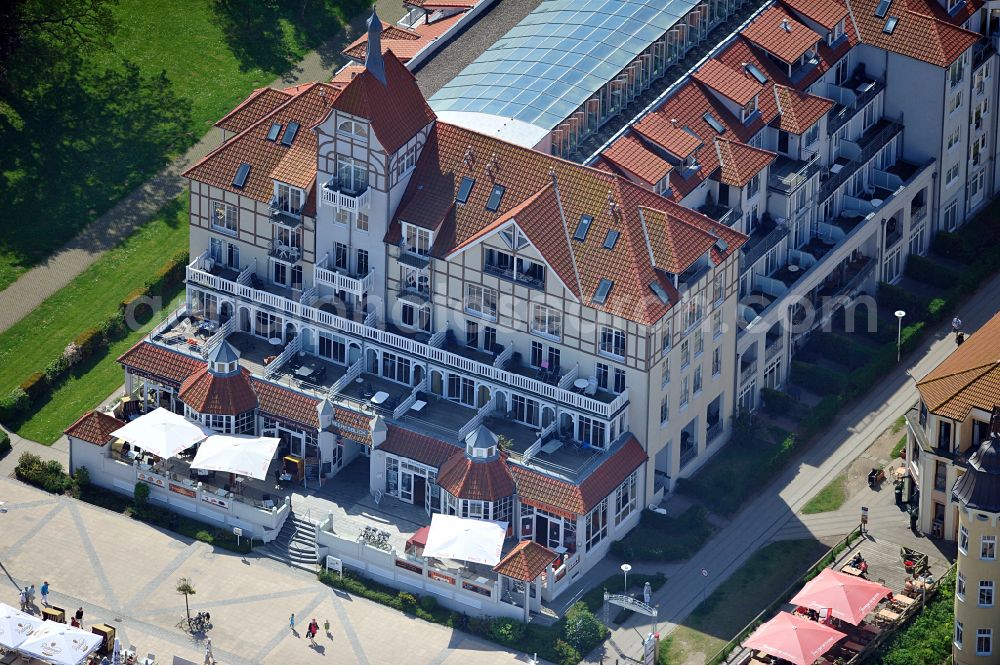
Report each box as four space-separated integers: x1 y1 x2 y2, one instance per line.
266 513 318 568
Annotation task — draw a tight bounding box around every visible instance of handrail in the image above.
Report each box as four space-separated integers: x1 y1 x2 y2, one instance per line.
201 318 235 358
558 363 580 390
264 336 301 379
493 341 513 368
329 357 364 396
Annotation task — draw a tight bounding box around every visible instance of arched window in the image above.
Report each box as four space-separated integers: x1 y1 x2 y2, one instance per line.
338 119 368 139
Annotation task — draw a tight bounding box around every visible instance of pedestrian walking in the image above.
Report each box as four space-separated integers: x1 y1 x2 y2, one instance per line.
27 585 35 606
956 331 966 346
953 316 962 333
18 589 26 612
289 613 296 634
40 581 49 606
204 638 214 665
75 607 84 627
323 618 331 638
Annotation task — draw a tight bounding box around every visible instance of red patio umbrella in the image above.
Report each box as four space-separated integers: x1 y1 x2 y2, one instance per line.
406 526 431 550
790 568 892 625
744 611 846 665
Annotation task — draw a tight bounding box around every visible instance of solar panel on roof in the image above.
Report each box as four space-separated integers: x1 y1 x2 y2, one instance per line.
649 281 670 304
232 163 251 188
280 122 300 146
883 16 898 33
603 230 620 250
266 123 282 141
874 0 892 18
485 184 506 212
574 214 593 241
457 177 475 204
744 63 767 84
593 279 613 305
703 113 726 134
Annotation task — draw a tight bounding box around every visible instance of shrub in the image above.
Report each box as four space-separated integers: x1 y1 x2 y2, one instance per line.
812 333 874 369
0 388 30 421
43 355 70 383
490 618 526 646
932 231 973 261
397 591 418 612
15 452 75 495
99 311 127 341
564 602 606 654
904 254 959 289
553 639 581 665
0 430 10 458
418 595 438 612
73 326 105 356
73 466 91 487
19 371 48 401
62 342 83 366
133 481 151 513
120 287 149 314
760 387 796 415
791 361 846 396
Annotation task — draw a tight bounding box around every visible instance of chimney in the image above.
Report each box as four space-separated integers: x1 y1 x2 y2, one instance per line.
781 19 791 32
670 118 679 127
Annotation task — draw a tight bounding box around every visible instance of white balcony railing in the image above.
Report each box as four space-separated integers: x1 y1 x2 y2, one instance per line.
186 259 629 419
321 183 370 211
315 255 374 296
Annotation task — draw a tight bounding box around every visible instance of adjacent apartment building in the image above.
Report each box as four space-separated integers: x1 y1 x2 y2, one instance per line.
592 0 1000 439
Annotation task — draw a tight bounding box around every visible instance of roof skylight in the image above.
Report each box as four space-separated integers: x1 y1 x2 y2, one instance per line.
266 123 282 141
485 184 505 212
457 176 475 204
574 214 593 241
281 122 300 146
593 279 613 305
649 281 670 304
744 63 767 84
875 0 892 18
232 163 251 188
603 230 620 250
882 16 898 34
703 113 726 134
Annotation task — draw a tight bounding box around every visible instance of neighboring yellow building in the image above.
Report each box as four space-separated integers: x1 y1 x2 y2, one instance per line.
951 406 1000 664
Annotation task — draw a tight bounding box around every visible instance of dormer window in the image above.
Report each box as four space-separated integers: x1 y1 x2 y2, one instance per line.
337 119 368 140
274 182 303 215
741 96 759 123
402 223 432 255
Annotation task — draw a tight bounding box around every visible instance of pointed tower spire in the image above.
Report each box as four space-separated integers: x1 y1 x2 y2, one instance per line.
365 9 387 86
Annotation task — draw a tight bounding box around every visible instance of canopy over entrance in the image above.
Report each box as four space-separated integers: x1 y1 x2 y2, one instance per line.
790 568 891 625
17 620 102 665
743 612 846 665
110 407 212 458
191 434 281 480
422 514 507 565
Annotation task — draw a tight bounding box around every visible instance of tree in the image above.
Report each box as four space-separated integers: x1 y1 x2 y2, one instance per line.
563 601 607 654
176 577 196 625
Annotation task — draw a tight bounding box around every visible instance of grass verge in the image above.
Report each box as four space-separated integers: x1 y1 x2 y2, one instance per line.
801 470 848 515
657 540 827 665
0 197 188 399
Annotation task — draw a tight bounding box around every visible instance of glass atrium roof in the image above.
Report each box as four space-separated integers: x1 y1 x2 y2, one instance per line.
430 0 699 135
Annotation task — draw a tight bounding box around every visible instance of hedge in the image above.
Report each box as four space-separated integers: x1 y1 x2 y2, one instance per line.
0 251 187 426
760 387 797 415
904 254 960 290
790 360 846 396
0 430 12 458
317 569 606 665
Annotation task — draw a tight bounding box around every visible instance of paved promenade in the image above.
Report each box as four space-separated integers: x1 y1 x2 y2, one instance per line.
0 476 537 665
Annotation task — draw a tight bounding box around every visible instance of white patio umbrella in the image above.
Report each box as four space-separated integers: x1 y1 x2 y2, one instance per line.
190 434 281 480
111 637 122 665
422 514 508 566
17 620 101 665
0 602 43 649
110 407 213 459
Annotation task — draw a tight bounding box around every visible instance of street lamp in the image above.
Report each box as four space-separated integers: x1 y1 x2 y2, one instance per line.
894 310 906 363
621 563 632 595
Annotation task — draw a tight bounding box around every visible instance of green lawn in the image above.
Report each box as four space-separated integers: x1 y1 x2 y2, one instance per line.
611 507 716 561
801 470 848 514
0 0 365 288
0 198 188 399
658 540 827 665
15 291 184 444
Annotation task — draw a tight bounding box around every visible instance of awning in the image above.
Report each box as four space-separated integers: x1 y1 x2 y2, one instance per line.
421 514 507 566
790 568 892 625
110 407 213 459
17 620 102 665
407 525 431 550
743 612 846 665
190 434 281 480
0 602 43 649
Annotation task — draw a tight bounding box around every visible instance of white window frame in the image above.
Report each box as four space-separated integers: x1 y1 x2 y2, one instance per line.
599 326 626 360
531 304 562 340
402 223 432 255
960 524 969 553
977 628 992 657
958 572 966 601
211 201 238 235
464 284 497 321
613 471 638 527
979 579 994 607
983 535 997 560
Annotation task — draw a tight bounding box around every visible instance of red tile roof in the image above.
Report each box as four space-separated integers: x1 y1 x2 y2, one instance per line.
251 378 320 429
773 85 834 134
342 13 465 63
510 436 647 516
179 366 258 415
917 309 1000 420
741 6 822 65
781 0 848 30
601 134 672 186
184 82 337 205
493 540 558 581
331 407 373 445
633 115 704 159
639 207 720 275
847 0 980 67
321 51 436 154
118 340 202 388
391 123 745 325
378 425 462 468
438 453 516 501
65 411 126 447
215 87 293 134
692 59 764 106
714 137 776 187
331 65 366 88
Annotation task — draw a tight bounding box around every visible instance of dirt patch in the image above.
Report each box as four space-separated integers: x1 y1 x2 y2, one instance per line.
841 418 904 502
